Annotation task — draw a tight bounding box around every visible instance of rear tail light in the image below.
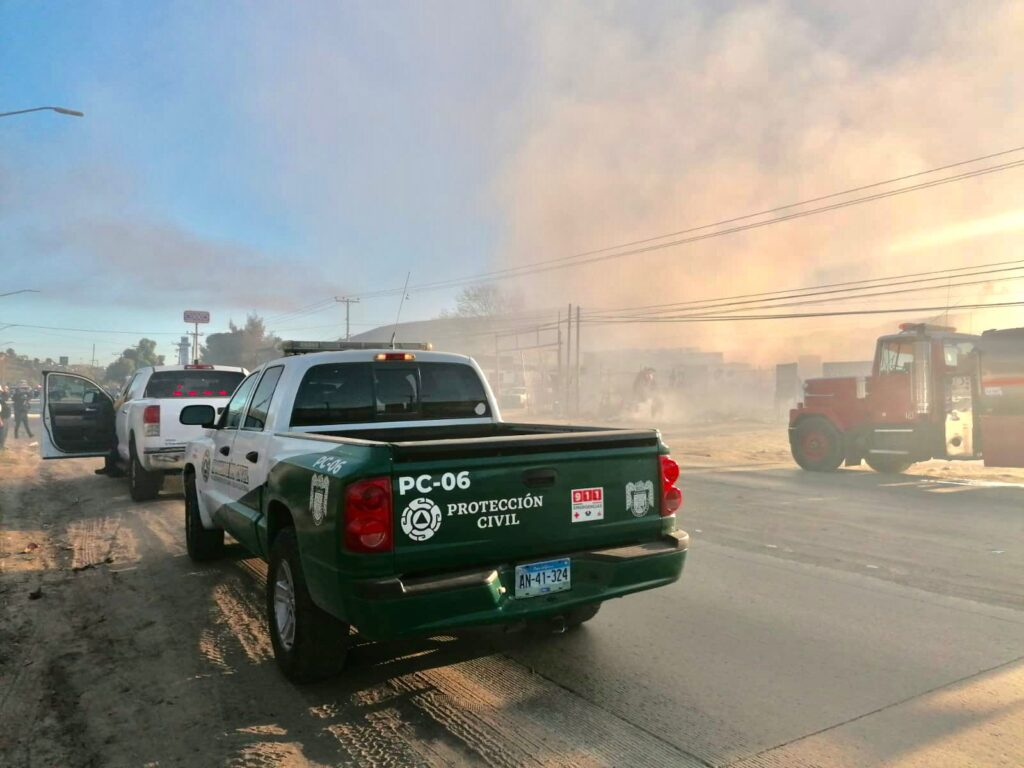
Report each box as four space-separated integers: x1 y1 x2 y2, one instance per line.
344 477 393 553
659 455 683 516
374 352 416 361
143 404 160 437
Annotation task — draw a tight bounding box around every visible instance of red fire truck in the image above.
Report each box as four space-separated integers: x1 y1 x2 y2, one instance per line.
789 323 1024 473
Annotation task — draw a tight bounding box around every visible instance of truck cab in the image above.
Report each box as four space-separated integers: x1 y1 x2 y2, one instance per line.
789 323 1024 472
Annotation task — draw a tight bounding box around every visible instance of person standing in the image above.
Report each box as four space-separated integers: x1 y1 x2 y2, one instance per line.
12 387 33 439
0 387 10 449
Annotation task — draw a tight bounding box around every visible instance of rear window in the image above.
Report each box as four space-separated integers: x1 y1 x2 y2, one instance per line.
291 362 490 426
144 370 245 398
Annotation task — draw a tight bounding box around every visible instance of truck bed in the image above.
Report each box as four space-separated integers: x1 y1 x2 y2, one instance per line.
289 423 660 460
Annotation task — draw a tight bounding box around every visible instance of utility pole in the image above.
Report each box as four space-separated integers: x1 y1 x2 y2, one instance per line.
335 297 360 340
556 310 563 416
565 303 573 416
91 344 96 369
575 304 581 416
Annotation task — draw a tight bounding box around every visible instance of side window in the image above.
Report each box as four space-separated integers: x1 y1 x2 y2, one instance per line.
47 373 105 404
879 341 914 375
944 341 975 372
223 373 259 429
243 366 284 431
121 373 140 402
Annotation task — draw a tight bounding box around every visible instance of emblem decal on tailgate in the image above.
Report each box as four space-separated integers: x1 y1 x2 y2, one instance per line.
571 487 604 522
626 480 654 518
401 497 443 542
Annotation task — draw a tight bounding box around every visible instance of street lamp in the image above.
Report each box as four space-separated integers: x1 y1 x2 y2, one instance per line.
0 289 40 299
0 106 84 119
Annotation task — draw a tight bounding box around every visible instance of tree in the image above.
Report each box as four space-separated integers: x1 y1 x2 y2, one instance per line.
202 314 281 370
105 338 164 385
441 284 520 318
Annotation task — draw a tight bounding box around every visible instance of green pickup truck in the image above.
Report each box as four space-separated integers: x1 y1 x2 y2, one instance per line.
179 342 688 681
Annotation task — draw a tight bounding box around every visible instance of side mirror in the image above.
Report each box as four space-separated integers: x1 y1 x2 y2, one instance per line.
179 404 217 428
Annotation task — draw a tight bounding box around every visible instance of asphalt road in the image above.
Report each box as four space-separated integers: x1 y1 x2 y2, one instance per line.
1 429 1021 767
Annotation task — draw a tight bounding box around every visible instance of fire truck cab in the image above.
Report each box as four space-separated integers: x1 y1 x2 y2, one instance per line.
789 323 1024 473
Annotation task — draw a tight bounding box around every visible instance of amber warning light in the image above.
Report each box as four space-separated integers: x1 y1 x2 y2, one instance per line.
375 352 416 362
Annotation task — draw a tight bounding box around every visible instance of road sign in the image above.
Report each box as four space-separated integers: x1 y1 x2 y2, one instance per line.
59 356 69 366
183 310 210 324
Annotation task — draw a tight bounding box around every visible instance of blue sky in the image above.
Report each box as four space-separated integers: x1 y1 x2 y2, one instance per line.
3 1 1024 366
0 1 527 362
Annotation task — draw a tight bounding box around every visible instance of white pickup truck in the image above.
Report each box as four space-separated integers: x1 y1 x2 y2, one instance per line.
41 364 246 501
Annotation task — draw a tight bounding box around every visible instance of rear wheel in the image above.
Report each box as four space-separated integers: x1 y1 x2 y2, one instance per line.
865 455 913 474
128 440 163 501
792 417 844 472
267 527 349 683
184 472 224 561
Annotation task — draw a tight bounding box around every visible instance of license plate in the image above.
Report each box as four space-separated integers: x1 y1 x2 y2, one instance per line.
514 558 571 599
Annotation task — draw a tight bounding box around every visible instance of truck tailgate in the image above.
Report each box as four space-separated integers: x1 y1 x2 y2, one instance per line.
389 430 667 574
150 399 225 450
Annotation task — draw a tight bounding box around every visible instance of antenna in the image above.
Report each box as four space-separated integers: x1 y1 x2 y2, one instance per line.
390 271 412 349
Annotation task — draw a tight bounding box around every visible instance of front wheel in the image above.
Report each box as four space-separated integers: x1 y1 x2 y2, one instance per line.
267 528 349 683
792 418 844 472
128 440 163 501
184 473 224 561
865 455 913 474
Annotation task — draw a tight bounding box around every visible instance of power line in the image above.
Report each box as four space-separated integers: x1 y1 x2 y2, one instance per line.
583 299 1024 324
582 258 1024 318
0 322 184 336
347 150 1024 299
585 263 1024 320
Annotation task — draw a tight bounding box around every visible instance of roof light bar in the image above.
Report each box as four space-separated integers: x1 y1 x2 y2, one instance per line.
281 340 432 356
898 323 957 334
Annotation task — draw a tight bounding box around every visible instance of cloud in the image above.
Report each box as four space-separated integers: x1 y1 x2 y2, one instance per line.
495 1 1024 362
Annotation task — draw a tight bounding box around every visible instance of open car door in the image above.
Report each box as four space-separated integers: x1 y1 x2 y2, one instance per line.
40 371 116 460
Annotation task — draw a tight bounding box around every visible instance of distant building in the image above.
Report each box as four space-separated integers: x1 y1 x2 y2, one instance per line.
177 336 191 365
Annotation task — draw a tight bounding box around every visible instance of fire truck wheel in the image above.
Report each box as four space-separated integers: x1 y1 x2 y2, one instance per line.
792 417 844 472
865 456 913 474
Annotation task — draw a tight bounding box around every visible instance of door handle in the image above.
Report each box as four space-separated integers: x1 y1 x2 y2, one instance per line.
219 446 230 456
84 407 98 413
522 468 558 488
245 451 259 464
121 409 129 414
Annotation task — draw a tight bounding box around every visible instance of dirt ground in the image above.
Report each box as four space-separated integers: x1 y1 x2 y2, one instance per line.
0 437 697 768
2 420 1020 767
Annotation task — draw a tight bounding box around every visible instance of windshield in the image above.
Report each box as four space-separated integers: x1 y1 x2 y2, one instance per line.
290 361 490 426
143 370 245 398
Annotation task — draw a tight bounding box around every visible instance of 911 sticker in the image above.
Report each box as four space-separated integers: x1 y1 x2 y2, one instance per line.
571 487 604 523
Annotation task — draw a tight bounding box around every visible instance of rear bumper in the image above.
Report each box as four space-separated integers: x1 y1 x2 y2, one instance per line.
142 446 185 470
344 530 688 641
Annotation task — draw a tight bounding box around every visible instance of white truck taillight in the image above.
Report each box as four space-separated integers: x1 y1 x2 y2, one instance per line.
143 404 160 437
660 455 683 516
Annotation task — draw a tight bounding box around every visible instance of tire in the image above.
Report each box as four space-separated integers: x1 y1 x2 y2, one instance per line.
563 602 602 629
184 472 224 561
792 417 844 472
865 455 913 474
128 439 163 502
267 528 349 683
